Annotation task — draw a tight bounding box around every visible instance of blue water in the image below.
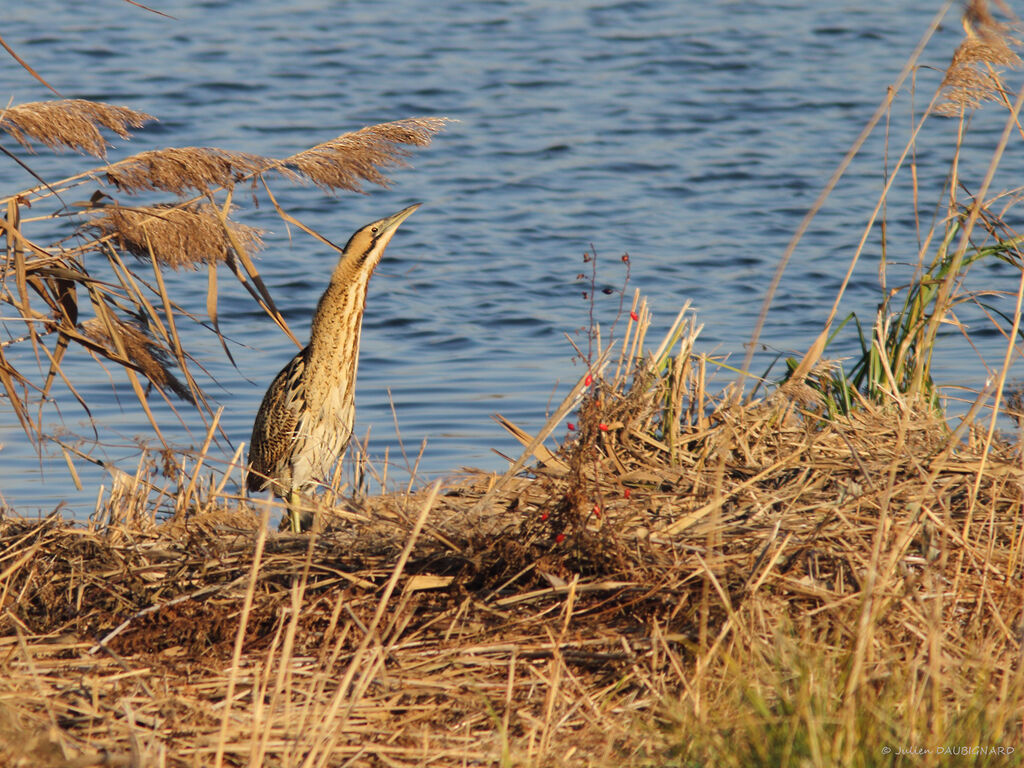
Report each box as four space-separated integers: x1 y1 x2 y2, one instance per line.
1 1 1020 516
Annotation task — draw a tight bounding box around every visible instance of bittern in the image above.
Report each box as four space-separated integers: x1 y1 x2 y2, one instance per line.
246 203 421 532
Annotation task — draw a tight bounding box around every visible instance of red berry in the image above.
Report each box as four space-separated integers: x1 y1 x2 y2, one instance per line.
598 423 609 431
540 512 549 521
630 311 639 321
567 422 575 431
584 374 593 386
556 533 565 543
592 505 600 518
621 254 630 263
623 488 631 499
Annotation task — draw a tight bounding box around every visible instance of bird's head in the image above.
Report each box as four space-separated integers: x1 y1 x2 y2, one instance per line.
333 202 421 284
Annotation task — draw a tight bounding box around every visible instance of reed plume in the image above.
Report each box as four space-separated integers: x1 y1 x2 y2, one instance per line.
105 147 270 195
88 203 263 269
0 99 154 157
935 0 1022 115
282 117 449 192
104 117 450 196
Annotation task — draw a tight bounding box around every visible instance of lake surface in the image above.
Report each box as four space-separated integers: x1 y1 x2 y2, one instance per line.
2 1 1021 517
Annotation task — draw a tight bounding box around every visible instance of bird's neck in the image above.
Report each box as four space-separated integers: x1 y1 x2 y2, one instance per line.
304 276 371 397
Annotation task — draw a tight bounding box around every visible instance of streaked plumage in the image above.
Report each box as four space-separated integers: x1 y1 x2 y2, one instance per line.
246 203 420 531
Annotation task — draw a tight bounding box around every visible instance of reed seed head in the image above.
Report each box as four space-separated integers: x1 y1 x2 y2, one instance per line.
283 117 450 193
89 203 264 270
102 117 449 196
935 0 1022 115
106 147 270 195
0 99 154 158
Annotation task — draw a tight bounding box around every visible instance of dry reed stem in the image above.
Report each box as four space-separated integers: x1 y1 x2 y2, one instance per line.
0 100 154 158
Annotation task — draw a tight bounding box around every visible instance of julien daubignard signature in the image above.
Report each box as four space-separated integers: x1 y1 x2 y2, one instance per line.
882 745 1015 756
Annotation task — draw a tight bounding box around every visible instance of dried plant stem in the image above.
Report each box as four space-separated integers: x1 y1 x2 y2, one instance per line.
914 76 1024 397
967 265 1024 537
738 0 954 398
214 502 271 768
304 483 438 767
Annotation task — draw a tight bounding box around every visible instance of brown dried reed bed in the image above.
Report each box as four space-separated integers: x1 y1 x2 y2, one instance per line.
2 322 1022 767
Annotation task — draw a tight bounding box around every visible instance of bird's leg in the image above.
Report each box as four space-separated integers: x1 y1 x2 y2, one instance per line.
287 488 302 533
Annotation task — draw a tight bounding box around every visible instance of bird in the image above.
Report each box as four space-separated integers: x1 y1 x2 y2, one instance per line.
246 203 421 532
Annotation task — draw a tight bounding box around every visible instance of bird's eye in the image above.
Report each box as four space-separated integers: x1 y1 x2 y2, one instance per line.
371 226 379 234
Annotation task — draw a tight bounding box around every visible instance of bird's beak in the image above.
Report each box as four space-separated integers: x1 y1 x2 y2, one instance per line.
379 202 422 235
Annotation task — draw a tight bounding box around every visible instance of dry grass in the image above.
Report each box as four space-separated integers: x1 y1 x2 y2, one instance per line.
1 309 1023 766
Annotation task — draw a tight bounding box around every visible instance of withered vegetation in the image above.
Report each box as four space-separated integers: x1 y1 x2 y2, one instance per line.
1 313 1022 765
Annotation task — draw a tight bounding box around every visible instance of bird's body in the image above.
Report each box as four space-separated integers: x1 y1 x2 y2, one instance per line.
246 203 420 531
